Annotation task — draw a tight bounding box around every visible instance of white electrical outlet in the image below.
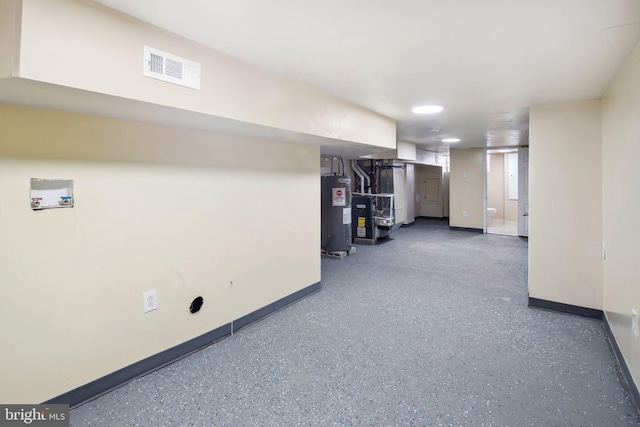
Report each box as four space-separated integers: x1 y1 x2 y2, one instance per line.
144 290 158 313
463 211 468 218
632 309 638 337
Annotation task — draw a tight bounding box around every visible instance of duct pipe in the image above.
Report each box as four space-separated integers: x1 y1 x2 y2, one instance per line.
321 156 346 175
353 161 370 193
351 160 365 193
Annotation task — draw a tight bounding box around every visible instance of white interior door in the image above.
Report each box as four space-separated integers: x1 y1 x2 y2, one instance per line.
518 147 529 237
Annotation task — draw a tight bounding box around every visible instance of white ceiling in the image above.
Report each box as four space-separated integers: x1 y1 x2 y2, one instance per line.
76 1 640 151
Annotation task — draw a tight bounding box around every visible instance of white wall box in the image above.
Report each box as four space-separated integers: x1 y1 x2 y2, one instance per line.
30 179 74 210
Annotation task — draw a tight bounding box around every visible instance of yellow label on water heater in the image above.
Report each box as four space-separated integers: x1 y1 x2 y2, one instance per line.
357 217 366 227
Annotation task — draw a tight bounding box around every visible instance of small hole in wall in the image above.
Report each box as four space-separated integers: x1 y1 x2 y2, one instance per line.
190 296 204 314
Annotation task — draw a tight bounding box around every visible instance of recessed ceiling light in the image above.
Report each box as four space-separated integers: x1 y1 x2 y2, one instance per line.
442 138 461 143
412 105 443 114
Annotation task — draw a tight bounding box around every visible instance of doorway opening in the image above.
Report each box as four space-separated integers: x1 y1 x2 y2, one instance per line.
486 149 519 236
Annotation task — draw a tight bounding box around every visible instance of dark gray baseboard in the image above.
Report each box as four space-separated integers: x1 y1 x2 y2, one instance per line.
233 281 321 332
528 297 603 320
603 316 640 416
528 298 639 413
449 226 483 233
45 281 321 409
46 323 232 409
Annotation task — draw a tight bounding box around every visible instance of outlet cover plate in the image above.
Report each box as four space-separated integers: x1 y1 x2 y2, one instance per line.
144 290 158 313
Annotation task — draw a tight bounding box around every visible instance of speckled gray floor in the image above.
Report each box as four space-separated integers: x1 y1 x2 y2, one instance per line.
71 218 639 426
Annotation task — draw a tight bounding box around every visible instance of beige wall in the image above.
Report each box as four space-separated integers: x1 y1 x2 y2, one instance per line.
487 153 504 220
16 0 395 149
529 100 602 309
0 0 20 78
0 105 321 403
487 153 519 223
369 141 417 161
397 141 417 161
449 149 484 229
504 201 518 223
602 40 640 390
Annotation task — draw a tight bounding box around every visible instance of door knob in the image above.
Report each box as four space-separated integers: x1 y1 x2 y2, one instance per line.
523 212 528 216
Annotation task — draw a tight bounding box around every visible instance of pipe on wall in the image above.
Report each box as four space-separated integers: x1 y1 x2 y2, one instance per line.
351 160 365 193
352 161 370 193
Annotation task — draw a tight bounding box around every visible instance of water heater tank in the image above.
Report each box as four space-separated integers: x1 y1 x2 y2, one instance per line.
321 175 352 253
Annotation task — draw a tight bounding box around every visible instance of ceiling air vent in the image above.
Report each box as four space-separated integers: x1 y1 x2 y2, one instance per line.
143 46 201 90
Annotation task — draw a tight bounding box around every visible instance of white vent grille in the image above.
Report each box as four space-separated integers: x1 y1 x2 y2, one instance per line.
143 46 200 90
165 58 183 79
149 53 163 74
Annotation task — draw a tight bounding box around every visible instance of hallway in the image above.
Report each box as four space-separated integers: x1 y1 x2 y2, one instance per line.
70 219 638 426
